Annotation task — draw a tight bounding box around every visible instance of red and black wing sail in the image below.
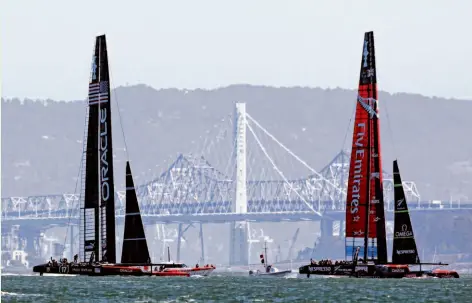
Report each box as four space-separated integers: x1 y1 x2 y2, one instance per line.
345 31 387 263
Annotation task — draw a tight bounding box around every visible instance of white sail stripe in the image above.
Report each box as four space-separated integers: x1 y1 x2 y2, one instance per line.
88 100 109 105
125 186 135 190
88 93 109 99
123 238 146 241
125 212 140 216
88 98 109 103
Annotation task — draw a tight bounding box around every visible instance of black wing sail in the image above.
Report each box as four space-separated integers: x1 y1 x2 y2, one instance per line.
96 35 117 264
392 160 420 264
80 34 116 264
121 161 151 264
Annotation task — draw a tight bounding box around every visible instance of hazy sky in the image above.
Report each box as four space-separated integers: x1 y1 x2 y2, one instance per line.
2 0 471 100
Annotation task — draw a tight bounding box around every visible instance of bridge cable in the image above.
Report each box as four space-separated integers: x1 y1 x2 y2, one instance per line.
246 120 322 217
246 113 346 195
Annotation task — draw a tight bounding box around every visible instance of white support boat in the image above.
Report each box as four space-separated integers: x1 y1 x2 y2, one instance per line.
249 242 292 277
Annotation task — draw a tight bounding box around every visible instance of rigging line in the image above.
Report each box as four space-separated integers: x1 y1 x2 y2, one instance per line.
341 94 358 151
246 120 321 217
62 105 89 255
246 113 346 195
61 155 84 255
107 58 130 161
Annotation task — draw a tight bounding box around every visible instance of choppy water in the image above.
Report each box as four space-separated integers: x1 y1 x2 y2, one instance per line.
1 274 472 302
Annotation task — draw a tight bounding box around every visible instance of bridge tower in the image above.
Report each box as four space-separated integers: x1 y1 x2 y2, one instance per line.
229 102 249 265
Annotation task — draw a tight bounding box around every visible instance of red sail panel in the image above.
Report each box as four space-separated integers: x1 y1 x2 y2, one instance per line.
345 92 370 238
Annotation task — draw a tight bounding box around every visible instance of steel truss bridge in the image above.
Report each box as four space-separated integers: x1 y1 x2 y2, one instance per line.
3 148 470 225
2 99 472 225
3 102 471 266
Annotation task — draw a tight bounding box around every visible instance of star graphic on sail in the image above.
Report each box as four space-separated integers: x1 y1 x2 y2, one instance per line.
371 172 380 179
367 68 375 77
374 217 381 222
353 216 360 222
354 230 365 236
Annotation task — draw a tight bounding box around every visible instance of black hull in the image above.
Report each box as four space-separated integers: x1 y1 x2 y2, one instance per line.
298 264 459 279
33 263 190 277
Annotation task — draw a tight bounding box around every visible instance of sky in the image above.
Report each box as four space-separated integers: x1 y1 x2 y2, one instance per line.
1 0 471 101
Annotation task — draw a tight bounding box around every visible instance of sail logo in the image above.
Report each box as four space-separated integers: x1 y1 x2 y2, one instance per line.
84 240 95 251
309 267 331 272
355 266 368 272
100 107 110 203
357 96 378 118
396 249 415 255
91 56 97 81
350 122 365 215
397 198 405 207
395 224 413 238
363 40 369 67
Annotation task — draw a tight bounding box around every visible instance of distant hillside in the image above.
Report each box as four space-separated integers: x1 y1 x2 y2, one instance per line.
2 84 472 201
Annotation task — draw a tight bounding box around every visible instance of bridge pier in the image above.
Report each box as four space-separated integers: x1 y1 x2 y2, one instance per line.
229 102 249 266
229 221 249 265
177 223 183 262
19 225 45 260
320 218 334 240
199 223 205 264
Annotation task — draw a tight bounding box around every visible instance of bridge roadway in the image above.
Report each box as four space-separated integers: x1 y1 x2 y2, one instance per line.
2 200 471 228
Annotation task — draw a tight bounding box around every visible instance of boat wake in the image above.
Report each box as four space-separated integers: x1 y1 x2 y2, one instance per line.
1 273 36 277
1 291 43 298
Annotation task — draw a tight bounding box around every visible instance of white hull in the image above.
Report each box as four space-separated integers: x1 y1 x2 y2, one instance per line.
249 270 293 278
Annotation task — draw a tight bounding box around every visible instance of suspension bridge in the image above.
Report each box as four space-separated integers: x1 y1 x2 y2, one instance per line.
2 103 471 266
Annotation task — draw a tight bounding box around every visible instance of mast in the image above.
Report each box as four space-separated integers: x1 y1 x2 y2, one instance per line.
366 32 387 264
81 34 116 263
264 242 268 268
121 161 151 264
392 160 420 264
345 31 386 263
363 105 372 262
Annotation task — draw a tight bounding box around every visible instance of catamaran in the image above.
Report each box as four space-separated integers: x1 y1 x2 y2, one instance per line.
298 31 459 279
32 34 214 277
